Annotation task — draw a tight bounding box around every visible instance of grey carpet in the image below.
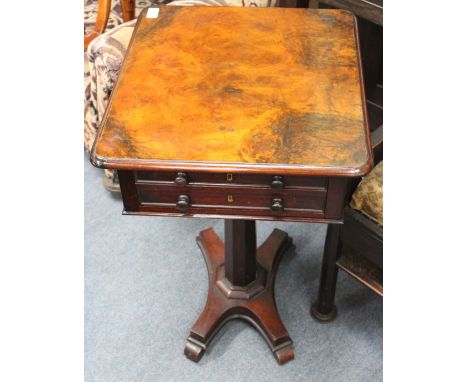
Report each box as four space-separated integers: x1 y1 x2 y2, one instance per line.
85 152 382 382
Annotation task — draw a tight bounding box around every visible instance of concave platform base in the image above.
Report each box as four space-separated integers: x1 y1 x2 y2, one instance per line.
184 226 294 365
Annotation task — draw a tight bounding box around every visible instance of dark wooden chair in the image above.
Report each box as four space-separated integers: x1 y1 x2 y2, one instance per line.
310 0 383 322
310 128 382 321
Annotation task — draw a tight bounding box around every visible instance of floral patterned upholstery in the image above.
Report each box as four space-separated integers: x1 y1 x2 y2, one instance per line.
84 0 156 189
350 161 383 226
84 0 279 190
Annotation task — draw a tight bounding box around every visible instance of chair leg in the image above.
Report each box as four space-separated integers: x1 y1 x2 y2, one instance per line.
310 224 341 322
120 0 135 22
84 0 112 49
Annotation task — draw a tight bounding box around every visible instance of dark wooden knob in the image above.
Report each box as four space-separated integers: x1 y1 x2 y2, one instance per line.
271 175 284 190
175 172 187 186
176 195 190 211
271 198 284 214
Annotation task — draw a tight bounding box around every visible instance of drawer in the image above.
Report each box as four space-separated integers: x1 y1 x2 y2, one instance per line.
136 184 326 217
119 171 347 222
134 170 327 190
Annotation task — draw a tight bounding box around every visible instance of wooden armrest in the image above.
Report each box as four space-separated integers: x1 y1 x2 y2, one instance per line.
121 0 135 22
84 0 112 49
319 0 383 25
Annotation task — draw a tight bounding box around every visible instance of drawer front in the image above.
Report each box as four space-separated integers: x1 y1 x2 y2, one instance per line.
136 184 326 217
134 170 327 189
119 170 346 222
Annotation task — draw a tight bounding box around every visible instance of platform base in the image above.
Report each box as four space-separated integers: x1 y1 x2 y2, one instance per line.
184 227 294 365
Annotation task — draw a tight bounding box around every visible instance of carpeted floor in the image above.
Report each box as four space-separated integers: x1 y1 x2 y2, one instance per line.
85 152 382 382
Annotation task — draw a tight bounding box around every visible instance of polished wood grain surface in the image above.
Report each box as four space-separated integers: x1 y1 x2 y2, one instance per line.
92 6 371 176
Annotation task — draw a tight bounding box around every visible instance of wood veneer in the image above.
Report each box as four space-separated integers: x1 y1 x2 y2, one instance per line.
91 6 372 177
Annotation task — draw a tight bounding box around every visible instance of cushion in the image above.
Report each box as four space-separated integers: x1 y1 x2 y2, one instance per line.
350 161 383 226
84 53 97 151
85 20 136 151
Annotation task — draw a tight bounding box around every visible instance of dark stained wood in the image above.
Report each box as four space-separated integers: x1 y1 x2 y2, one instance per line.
341 206 382 268
117 170 138 211
357 17 382 124
310 165 382 320
91 7 372 177
372 125 383 164
135 171 328 189
123 209 341 224
116 170 351 223
137 184 326 212
324 177 347 220
336 248 383 296
319 0 383 25
279 0 309 7
310 179 382 322
224 220 257 286
184 227 294 364
310 224 340 321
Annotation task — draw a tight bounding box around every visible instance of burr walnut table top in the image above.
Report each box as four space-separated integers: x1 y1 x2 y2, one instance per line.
92 6 372 177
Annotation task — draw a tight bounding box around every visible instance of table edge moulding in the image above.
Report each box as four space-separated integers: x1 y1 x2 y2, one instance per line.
91 6 372 177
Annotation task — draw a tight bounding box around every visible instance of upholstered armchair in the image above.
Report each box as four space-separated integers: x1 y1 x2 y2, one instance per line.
84 0 285 192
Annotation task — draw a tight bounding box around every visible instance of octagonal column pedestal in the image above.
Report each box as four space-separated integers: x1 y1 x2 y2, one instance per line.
184 220 294 365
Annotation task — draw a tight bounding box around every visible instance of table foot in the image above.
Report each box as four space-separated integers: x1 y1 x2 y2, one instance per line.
274 342 295 364
184 227 294 364
184 337 205 362
310 302 337 323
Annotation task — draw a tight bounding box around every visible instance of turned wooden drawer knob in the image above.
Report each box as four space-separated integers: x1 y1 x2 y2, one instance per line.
271 198 284 214
176 195 190 211
175 172 188 186
271 175 284 190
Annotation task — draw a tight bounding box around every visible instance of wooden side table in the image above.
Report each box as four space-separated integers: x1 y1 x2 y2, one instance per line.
91 6 372 364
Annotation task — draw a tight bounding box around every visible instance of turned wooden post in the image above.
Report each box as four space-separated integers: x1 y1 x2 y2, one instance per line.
310 223 341 321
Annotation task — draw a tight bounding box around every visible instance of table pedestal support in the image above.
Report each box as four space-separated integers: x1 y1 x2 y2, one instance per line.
184 220 294 364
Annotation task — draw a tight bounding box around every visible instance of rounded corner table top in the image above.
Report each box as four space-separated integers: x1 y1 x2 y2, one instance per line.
92 6 372 177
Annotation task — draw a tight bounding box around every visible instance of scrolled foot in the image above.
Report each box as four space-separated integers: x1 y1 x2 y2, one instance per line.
273 343 294 364
184 338 205 362
310 302 337 323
